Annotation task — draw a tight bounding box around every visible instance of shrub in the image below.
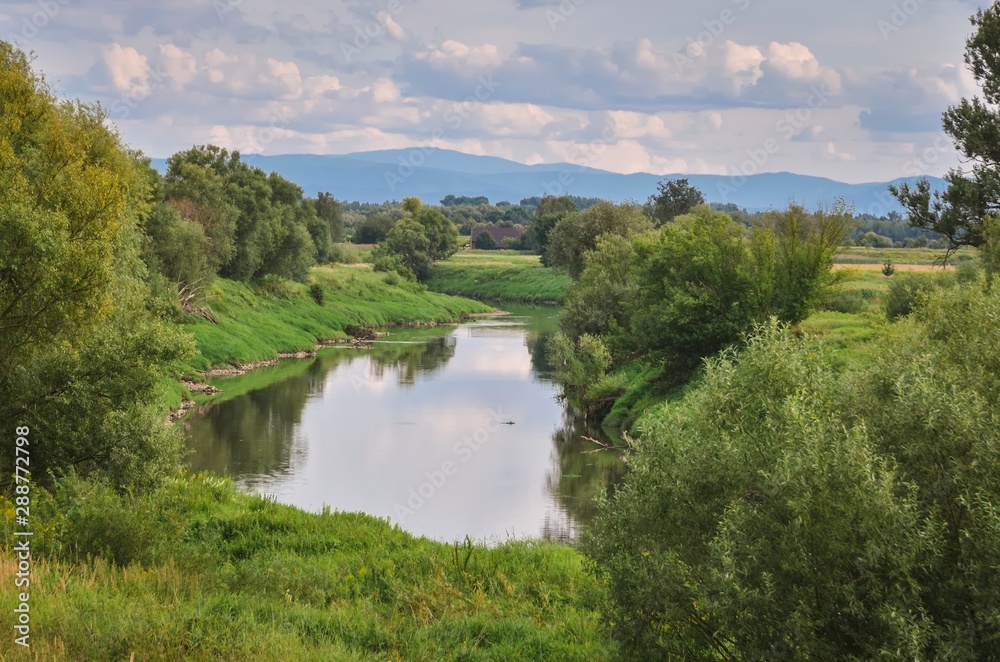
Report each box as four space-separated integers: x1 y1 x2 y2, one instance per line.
328 243 362 264
883 272 952 320
308 283 325 305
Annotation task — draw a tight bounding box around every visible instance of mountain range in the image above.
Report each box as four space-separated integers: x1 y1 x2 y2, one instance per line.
151 148 948 214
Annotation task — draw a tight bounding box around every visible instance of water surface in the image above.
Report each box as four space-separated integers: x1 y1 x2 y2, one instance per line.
183 305 623 543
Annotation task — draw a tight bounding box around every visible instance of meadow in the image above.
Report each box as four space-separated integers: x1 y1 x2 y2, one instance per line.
424 251 572 303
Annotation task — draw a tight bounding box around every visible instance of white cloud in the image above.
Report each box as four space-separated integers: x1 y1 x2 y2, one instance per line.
101 44 150 95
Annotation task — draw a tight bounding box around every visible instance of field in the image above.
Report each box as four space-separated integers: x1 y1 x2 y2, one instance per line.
425 251 572 303
0 475 613 661
834 245 978 266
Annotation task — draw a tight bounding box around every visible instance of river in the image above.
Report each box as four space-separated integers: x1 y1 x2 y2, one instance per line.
182 304 624 543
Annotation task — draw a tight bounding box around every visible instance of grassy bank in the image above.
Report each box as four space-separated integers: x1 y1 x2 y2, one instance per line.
425 252 572 303
184 264 493 371
0 474 613 660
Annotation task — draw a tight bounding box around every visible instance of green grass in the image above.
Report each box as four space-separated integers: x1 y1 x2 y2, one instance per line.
426 252 572 303
0 474 614 661
184 265 493 371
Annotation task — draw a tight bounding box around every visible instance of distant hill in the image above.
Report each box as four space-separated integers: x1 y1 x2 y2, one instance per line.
150 148 947 213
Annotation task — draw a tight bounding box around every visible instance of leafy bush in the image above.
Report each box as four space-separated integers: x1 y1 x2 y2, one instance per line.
328 243 362 264
308 283 325 305
588 286 1000 659
822 290 866 314
883 272 952 320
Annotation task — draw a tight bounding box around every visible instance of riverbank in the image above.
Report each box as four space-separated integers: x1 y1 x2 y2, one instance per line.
0 266 618 659
182 265 494 373
0 474 613 660
425 252 571 303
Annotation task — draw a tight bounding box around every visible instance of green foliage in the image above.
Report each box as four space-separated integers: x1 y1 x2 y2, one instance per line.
589 285 1000 658
0 41 193 490
882 259 896 276
0 42 146 381
647 177 705 226
315 191 346 243
0 473 613 660
382 217 434 281
626 207 765 366
756 201 853 323
588 324 932 658
163 146 319 282
547 332 611 402
413 207 459 261
474 229 497 250
327 242 363 264
561 234 634 339
352 212 395 244
546 201 653 277
883 271 953 320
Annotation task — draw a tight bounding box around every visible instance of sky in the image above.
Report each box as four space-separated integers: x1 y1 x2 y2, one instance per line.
0 0 992 183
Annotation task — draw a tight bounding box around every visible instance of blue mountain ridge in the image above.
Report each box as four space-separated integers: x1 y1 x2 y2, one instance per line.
150 147 947 213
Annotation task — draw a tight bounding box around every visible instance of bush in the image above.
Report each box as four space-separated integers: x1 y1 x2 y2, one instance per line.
822 291 866 314
328 243 362 264
308 283 325 305
883 272 953 320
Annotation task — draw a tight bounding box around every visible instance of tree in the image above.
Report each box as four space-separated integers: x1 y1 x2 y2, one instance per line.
626 207 766 366
378 218 433 281
546 202 653 277
1 41 147 382
648 178 705 226
474 230 497 250
414 207 459 261
315 192 346 243
891 6 1000 262
1 41 192 489
353 213 395 244
164 146 319 282
534 195 577 218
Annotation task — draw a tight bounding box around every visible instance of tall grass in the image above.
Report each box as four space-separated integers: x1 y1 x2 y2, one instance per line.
426 252 571 303
0 474 613 660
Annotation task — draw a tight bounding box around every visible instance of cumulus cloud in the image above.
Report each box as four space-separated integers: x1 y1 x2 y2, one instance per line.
101 44 150 94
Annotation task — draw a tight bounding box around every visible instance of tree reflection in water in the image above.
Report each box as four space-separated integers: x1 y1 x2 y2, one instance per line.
183 333 459 478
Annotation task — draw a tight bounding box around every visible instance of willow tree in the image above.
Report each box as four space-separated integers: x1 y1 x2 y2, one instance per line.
0 41 190 489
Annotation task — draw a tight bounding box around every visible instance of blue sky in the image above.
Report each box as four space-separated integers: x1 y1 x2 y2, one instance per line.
1 0 991 182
